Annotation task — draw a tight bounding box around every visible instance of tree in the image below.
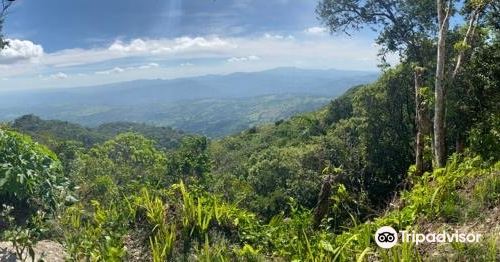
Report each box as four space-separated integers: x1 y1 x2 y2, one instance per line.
317 0 436 174
447 0 497 154
72 133 167 201
433 0 452 168
0 0 15 49
167 136 210 183
316 0 436 64
414 67 427 175
449 32 500 160
0 129 67 216
429 0 496 167
318 0 496 169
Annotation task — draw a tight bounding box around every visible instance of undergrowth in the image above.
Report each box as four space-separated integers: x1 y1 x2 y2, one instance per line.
56 153 499 261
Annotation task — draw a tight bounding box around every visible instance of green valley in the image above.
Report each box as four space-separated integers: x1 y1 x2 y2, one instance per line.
1 0 499 261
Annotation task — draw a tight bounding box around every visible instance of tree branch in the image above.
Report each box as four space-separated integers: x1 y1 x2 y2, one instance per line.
1 0 14 18
451 1 491 81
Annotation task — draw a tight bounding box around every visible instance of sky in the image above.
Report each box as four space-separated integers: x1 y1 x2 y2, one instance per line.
0 0 393 89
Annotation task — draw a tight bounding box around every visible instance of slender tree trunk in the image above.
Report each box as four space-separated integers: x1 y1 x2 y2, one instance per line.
312 172 346 229
312 175 333 229
0 0 16 49
414 67 425 176
434 0 451 168
456 135 465 153
451 9 479 81
448 4 487 156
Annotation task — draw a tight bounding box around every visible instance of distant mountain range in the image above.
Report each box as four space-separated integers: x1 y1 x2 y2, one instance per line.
0 67 378 137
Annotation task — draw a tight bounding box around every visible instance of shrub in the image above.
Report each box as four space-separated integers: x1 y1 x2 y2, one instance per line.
0 129 67 216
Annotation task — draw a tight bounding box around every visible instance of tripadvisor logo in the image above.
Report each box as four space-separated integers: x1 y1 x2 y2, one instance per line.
375 226 398 248
374 226 482 249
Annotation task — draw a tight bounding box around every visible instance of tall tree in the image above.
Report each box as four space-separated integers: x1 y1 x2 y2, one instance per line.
414 67 428 175
447 0 496 153
433 0 452 167
318 0 496 169
317 0 436 174
434 0 494 167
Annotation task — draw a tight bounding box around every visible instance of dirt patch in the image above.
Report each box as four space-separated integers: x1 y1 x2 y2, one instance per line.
0 240 65 262
416 206 500 260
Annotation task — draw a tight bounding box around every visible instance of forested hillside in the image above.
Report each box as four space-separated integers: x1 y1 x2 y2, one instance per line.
10 114 185 150
1 56 498 260
1 0 499 261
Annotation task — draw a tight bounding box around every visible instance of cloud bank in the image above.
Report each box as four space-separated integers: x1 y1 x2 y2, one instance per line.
0 32 398 89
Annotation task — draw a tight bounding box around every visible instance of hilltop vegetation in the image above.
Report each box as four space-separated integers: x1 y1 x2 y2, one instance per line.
208 67 415 219
10 114 185 150
1 35 498 260
1 56 498 260
1 0 499 261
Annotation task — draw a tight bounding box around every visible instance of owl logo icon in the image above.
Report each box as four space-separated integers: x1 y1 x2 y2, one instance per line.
375 226 398 248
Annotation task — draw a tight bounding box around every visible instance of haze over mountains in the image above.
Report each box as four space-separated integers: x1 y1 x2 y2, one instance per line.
0 67 378 137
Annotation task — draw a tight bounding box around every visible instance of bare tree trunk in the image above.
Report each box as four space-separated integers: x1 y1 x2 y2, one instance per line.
312 175 333 229
456 135 465 153
312 173 345 229
414 67 425 176
434 0 451 168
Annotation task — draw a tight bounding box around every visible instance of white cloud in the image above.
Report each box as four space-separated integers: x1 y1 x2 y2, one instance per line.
95 67 125 75
0 39 44 64
304 27 328 35
108 37 234 55
94 63 159 75
138 63 159 69
42 72 68 80
0 34 397 88
227 55 261 63
264 33 294 40
37 36 237 68
49 72 68 79
173 36 233 50
51 72 68 79
109 39 148 53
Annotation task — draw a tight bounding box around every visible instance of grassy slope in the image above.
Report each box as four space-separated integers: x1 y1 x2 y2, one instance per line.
331 155 500 261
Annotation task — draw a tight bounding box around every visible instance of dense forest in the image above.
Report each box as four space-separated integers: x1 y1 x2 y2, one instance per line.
1 0 500 261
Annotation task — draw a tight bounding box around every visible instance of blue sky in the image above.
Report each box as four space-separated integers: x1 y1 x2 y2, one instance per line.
0 0 391 89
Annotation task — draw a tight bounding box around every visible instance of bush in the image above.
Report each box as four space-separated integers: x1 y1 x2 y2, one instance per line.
0 129 67 216
71 133 167 201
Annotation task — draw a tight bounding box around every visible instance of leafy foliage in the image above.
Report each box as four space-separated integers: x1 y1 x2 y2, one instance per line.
1 22 499 260
209 65 415 221
11 114 185 150
0 129 68 261
0 129 67 215
71 133 167 202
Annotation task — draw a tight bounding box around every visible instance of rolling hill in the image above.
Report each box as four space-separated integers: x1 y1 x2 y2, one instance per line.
0 67 378 137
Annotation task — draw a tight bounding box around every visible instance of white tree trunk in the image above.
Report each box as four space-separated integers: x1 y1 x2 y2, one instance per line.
434 0 451 168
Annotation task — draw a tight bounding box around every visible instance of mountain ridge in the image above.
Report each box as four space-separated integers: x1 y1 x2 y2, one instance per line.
0 67 378 137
